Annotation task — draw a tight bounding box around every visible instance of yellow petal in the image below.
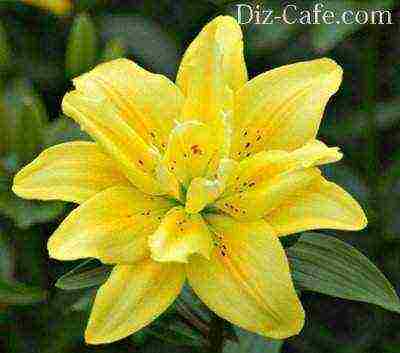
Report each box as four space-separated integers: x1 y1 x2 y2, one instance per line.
149 206 213 263
12 141 130 204
215 168 321 221
177 16 247 158
268 176 367 236
163 121 220 187
22 0 72 15
62 91 163 194
185 158 239 213
221 139 340 194
231 58 343 158
86 260 185 344
287 140 343 167
48 186 174 264
73 59 184 152
177 15 247 96
155 163 183 202
215 141 341 220
187 214 304 339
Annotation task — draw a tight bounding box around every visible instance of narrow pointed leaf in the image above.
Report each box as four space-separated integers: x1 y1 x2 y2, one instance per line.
3 79 48 167
101 38 127 62
287 232 400 313
55 259 111 290
66 14 98 78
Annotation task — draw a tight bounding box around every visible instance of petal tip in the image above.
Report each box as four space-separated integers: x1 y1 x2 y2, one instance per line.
46 234 68 260
84 328 110 345
261 303 305 339
354 209 368 231
11 176 34 201
85 322 124 345
11 181 21 197
320 57 343 82
46 237 58 259
310 57 343 91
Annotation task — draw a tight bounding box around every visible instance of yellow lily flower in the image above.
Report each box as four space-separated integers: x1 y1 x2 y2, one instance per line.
21 0 72 15
12 16 367 344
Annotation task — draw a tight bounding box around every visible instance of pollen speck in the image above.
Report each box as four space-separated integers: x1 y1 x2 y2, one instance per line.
191 144 202 155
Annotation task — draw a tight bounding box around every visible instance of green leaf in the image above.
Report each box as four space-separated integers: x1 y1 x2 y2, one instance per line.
66 13 98 78
101 37 127 62
0 279 46 305
2 78 48 167
223 327 283 353
55 259 111 290
287 232 400 313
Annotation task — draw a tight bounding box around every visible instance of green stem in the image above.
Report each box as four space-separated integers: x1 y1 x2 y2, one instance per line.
208 314 225 353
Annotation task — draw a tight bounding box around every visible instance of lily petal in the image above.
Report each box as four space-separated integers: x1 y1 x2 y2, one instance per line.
215 141 342 221
73 59 184 152
231 58 343 158
177 16 247 95
155 163 182 202
149 206 213 263
221 139 341 196
86 260 185 344
187 214 304 339
62 91 163 194
48 186 174 264
268 177 367 236
12 141 130 204
163 121 220 187
215 168 321 221
177 16 247 158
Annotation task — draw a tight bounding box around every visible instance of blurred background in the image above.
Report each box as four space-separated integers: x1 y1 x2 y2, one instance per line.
0 0 399 352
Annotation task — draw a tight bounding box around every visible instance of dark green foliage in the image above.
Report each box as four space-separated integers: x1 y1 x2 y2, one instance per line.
287 233 400 313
